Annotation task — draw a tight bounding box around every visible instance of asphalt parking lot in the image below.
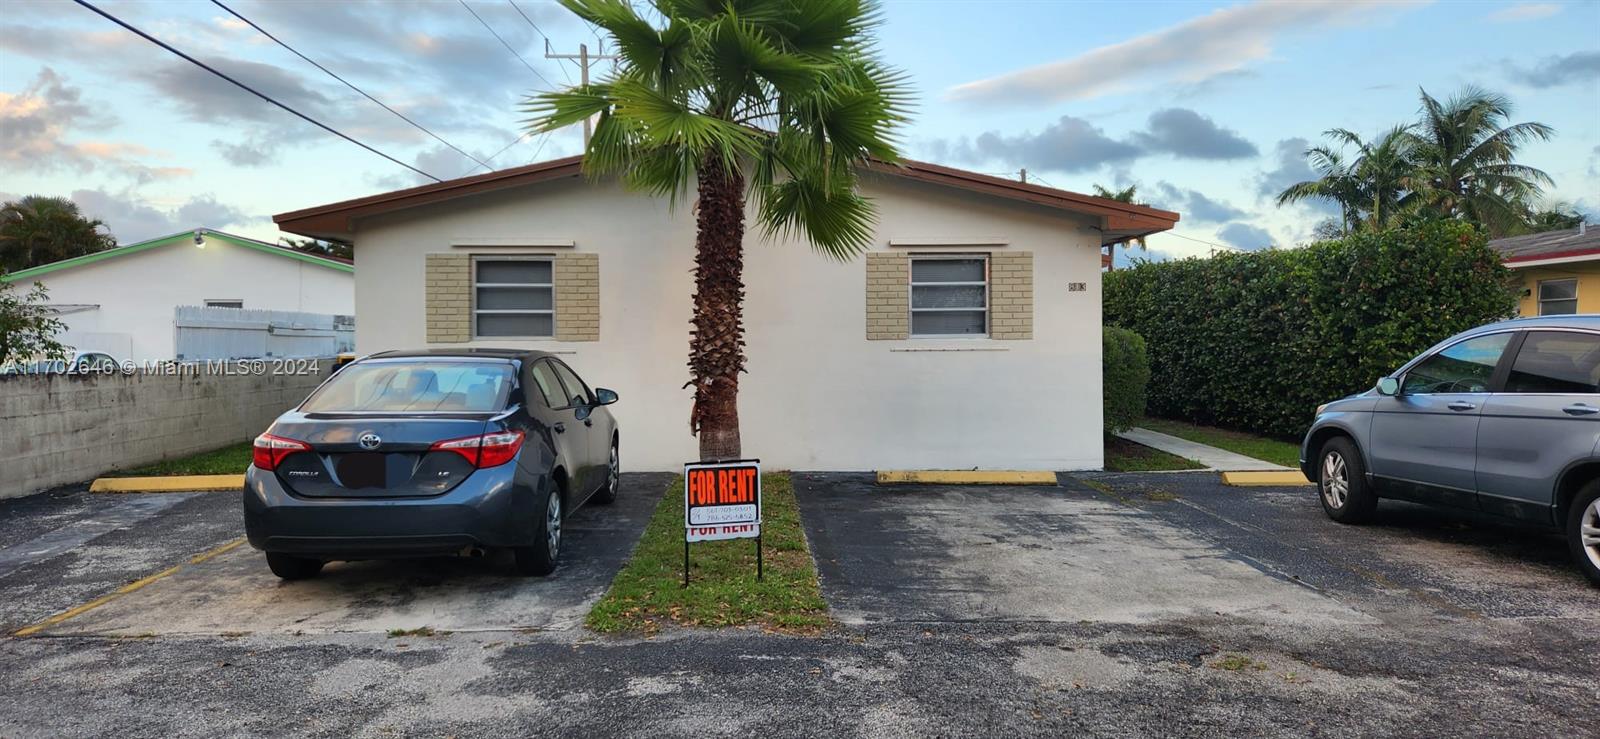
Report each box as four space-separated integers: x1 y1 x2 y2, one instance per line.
1 471 1596 737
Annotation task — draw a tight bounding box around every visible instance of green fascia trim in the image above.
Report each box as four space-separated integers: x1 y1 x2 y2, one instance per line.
2 229 352 283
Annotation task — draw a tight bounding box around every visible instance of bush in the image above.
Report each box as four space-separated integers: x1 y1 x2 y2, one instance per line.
1103 221 1517 438
1102 326 1150 434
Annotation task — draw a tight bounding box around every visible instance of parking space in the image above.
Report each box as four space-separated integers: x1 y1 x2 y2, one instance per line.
794 472 1371 626
0 473 669 637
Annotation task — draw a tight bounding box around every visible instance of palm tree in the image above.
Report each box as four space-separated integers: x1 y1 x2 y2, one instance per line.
1092 184 1144 269
0 196 116 272
1407 86 1554 237
1276 126 1415 233
1276 142 1364 236
525 0 909 460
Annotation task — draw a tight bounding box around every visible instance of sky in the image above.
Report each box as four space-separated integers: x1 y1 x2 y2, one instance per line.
2 0 1597 265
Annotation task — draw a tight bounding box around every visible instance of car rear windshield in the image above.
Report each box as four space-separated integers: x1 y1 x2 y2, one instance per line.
301 361 514 413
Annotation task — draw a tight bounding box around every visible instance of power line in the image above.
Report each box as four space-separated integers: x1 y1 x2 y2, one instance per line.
458 0 557 90
1160 231 1239 251
209 0 490 170
507 0 571 84
72 0 439 182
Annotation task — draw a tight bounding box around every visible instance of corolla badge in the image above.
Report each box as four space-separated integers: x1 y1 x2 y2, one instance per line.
359 432 382 450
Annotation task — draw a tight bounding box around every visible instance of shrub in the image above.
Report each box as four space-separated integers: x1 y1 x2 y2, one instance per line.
1103 221 1517 438
1102 326 1150 434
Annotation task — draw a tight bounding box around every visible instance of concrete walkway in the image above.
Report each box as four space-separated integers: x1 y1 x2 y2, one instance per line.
1116 427 1292 472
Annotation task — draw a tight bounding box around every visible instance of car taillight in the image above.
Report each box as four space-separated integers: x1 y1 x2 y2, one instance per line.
253 433 309 471
429 430 525 469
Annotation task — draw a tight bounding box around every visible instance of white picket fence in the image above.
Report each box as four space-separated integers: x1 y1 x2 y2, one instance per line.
174 305 354 360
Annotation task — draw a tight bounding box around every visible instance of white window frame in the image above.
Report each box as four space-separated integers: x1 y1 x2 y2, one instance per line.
472 256 555 339
204 299 243 309
1537 278 1578 316
908 253 989 339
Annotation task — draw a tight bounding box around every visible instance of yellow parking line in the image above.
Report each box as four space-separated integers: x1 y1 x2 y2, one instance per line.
13 537 246 637
90 475 244 493
1220 471 1313 487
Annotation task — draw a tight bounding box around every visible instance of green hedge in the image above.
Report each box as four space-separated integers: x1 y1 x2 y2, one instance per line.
1104 221 1517 438
1103 326 1149 434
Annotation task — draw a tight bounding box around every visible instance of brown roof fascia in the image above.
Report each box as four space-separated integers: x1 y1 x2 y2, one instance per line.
275 155 1180 244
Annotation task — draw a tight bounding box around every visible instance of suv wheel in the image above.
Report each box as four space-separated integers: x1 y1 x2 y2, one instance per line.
265 552 323 580
591 441 620 505
1567 480 1600 586
513 484 561 576
1319 437 1377 524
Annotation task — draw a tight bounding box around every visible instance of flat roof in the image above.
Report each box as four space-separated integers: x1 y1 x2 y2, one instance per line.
273 155 1179 247
1488 224 1600 265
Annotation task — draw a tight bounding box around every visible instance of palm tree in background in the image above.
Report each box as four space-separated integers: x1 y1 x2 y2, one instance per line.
1277 126 1417 234
525 0 910 460
1093 184 1145 269
1275 141 1365 236
1406 86 1554 237
0 196 117 272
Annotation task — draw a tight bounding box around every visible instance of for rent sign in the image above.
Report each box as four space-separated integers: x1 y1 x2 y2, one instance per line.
683 460 761 543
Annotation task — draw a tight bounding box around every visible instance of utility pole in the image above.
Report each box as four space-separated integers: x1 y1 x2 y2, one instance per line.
545 39 618 146
1018 168 1027 184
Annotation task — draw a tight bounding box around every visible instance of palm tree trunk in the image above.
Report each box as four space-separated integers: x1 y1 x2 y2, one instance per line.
687 153 746 461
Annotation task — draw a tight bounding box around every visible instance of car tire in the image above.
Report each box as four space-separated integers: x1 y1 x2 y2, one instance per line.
1566 480 1600 587
265 552 323 580
591 441 620 505
513 484 561 576
1318 436 1377 524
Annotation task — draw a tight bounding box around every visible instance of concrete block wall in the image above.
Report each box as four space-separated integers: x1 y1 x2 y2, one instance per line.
0 363 334 500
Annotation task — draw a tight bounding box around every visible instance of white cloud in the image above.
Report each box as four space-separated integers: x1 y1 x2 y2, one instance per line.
947 0 1426 105
1486 3 1563 22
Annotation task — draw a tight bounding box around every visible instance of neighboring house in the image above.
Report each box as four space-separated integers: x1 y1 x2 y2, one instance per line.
1489 223 1599 316
1 229 354 361
274 156 1178 471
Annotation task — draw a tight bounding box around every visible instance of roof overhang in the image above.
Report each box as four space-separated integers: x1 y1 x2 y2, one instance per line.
1503 247 1600 269
274 155 1179 246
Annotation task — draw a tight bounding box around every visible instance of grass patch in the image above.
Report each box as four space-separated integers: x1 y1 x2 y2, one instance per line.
1209 654 1269 672
1138 417 1302 468
1104 436 1205 472
387 626 440 638
103 442 254 477
586 473 828 635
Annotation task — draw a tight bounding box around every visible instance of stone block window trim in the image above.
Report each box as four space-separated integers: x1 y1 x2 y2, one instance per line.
473 255 556 339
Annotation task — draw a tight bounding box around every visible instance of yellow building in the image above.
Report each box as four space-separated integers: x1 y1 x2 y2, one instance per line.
1489 224 1600 316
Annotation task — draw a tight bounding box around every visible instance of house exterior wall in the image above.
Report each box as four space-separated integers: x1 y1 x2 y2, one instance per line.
1513 262 1600 316
22 241 353 361
352 172 1105 472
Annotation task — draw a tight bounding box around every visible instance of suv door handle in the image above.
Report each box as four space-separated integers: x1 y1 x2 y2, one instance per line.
1564 404 1600 416
553 422 566 433
1447 401 1476 412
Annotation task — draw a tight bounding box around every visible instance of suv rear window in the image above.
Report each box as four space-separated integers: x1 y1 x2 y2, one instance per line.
1505 331 1600 393
301 361 513 413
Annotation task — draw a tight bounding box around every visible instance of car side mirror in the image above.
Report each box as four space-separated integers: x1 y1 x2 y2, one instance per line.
594 388 619 405
1376 376 1399 396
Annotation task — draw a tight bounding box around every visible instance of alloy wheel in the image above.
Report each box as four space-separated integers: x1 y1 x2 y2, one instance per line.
607 445 620 497
547 491 562 556
1583 498 1600 571
1321 451 1349 509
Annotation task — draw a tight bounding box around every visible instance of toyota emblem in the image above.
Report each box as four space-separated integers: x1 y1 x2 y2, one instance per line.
359 433 381 450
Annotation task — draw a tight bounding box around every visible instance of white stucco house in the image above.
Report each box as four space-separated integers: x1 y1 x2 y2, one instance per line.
2 229 354 361
274 156 1178 471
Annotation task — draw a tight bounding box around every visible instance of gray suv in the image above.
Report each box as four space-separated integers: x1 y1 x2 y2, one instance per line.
1301 315 1600 585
